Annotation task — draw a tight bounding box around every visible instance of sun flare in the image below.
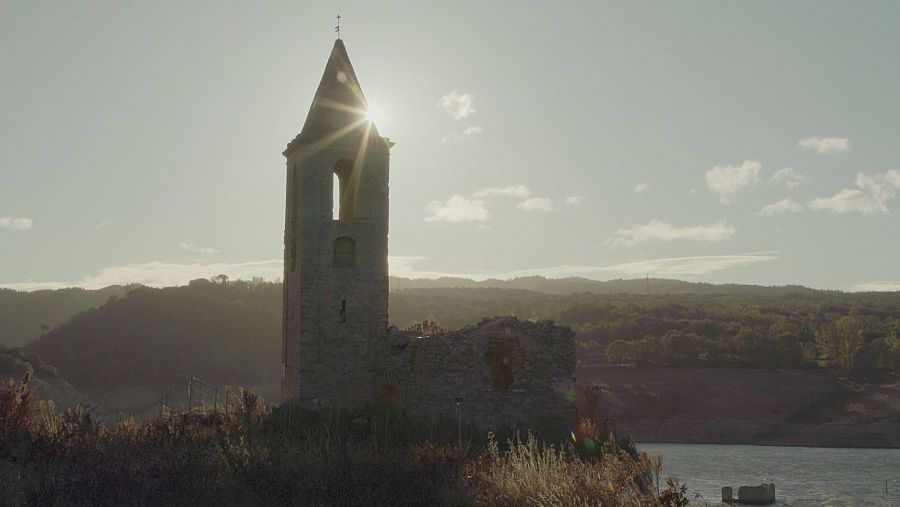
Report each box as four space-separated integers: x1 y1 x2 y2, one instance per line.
365 104 381 124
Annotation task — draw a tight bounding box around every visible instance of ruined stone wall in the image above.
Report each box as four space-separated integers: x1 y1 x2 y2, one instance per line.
380 317 576 430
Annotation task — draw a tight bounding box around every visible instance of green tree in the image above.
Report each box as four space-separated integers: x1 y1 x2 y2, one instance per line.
815 322 841 371
606 340 632 365
885 320 900 374
835 313 864 374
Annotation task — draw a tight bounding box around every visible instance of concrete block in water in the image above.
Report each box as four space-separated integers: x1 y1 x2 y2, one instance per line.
723 483 775 505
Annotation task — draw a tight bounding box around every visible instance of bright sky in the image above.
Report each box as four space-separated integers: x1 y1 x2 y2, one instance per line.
2 1 899 291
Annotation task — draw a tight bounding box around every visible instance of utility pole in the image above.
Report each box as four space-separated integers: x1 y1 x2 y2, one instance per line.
187 377 193 413
455 397 463 447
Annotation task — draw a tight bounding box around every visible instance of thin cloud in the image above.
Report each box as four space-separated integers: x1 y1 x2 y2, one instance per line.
608 220 735 247
758 199 803 216
705 160 761 203
3 254 781 292
388 253 777 280
634 182 650 194
462 125 483 136
596 252 778 277
93 220 110 230
848 281 900 292
516 198 557 212
798 136 850 154
178 242 221 254
808 169 900 215
437 91 475 120
770 167 809 190
472 185 530 198
427 183 560 223
0 216 33 231
424 195 489 223
565 195 584 206
1 260 283 291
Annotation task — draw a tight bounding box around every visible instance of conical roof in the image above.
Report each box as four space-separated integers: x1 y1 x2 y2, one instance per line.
285 39 381 155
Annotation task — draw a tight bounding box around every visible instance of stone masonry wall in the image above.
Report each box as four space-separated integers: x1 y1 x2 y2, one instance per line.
380 316 576 430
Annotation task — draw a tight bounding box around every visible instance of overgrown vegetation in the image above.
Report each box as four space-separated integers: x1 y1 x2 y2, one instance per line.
0 345 59 381
0 374 687 506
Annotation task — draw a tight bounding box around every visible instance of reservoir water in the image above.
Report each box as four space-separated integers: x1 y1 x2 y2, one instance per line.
639 443 900 506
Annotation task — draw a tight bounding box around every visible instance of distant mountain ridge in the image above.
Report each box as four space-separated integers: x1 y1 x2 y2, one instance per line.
389 276 829 296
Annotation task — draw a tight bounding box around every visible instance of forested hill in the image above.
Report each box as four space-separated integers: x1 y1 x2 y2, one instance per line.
389 276 827 296
25 279 281 387
1 277 838 348
392 287 900 375
17 279 900 389
0 285 132 347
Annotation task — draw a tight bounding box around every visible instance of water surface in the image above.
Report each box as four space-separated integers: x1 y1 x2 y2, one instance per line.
639 443 899 506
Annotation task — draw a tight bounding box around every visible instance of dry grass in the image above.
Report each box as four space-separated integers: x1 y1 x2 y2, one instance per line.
0 374 686 506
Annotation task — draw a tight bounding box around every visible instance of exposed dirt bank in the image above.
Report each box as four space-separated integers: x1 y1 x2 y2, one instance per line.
578 366 900 448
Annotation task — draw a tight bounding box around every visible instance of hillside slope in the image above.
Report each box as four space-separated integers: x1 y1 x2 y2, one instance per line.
583 365 900 448
0 285 132 347
25 280 281 387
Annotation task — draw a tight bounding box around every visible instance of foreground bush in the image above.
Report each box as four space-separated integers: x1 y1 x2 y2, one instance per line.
0 375 686 506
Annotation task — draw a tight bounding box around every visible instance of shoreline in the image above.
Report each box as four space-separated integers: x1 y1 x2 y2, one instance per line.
636 440 900 451
579 366 900 450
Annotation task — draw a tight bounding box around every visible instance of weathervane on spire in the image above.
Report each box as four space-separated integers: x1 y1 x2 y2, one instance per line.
335 14 341 39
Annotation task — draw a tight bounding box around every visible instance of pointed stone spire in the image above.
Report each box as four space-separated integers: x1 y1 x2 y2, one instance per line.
285 39 376 155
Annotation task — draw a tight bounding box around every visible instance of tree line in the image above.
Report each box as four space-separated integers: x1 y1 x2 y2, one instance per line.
3 281 898 388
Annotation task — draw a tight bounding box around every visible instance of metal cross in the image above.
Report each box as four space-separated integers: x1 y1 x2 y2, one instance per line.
335 15 341 39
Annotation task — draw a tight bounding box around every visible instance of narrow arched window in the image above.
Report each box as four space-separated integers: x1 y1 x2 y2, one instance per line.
332 158 356 220
333 237 356 268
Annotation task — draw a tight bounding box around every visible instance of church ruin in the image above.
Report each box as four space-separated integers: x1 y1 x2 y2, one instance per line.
282 39 575 429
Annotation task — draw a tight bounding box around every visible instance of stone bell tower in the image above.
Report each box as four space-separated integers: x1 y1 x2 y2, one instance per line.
281 38 391 405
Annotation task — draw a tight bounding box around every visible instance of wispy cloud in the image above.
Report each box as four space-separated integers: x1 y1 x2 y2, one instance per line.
427 183 566 223
437 91 475 120
462 125 483 136
608 220 735 247
0 260 283 291
516 198 557 212
472 184 530 198
389 253 777 280
596 252 778 277
758 199 803 216
848 281 900 292
808 169 900 215
705 160 761 203
798 136 850 154
634 182 650 194
424 195 489 223
565 195 584 206
0 216 33 231
770 167 809 190
3 253 782 292
178 242 220 254
93 220 110 230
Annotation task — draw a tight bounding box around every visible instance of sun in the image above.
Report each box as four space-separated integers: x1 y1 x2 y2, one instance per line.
364 104 381 124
